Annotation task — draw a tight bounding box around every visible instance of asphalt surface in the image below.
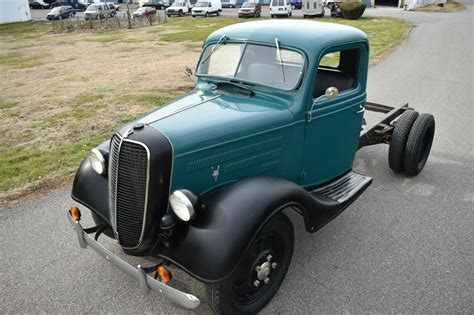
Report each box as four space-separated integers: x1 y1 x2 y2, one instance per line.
2 3 473 314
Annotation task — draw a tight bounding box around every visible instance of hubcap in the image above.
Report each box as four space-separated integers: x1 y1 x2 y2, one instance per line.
256 261 271 280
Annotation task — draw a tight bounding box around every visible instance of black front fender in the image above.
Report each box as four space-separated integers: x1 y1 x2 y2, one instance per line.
71 156 110 225
153 176 330 283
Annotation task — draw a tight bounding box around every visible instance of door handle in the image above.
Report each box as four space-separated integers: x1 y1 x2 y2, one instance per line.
356 105 364 114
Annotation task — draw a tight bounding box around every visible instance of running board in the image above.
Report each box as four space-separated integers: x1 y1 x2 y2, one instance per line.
307 171 372 230
312 171 372 203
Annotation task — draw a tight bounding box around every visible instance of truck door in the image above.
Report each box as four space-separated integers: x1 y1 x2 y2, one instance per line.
302 44 368 186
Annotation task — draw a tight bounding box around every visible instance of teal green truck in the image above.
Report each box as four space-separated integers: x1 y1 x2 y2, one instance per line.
68 20 435 313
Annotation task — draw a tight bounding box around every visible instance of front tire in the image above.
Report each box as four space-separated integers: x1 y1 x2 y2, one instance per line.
207 213 294 314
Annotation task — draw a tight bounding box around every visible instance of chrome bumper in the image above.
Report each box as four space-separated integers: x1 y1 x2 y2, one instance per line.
67 212 200 310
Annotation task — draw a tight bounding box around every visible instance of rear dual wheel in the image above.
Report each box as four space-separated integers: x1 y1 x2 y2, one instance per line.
388 110 435 175
207 213 294 314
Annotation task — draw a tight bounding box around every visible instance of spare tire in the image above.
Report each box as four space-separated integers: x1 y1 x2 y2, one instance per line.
403 113 435 176
388 110 419 173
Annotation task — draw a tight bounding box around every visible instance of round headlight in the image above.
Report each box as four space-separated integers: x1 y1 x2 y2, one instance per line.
89 148 107 175
169 190 198 222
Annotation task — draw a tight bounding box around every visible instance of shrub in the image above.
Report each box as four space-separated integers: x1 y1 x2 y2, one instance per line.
339 2 366 20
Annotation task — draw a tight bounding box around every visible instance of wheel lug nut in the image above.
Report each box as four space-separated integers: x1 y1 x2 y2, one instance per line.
272 262 277 269
253 280 260 287
255 266 261 272
264 277 270 285
266 255 272 261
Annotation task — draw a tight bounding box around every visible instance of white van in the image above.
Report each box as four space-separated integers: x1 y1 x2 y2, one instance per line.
269 0 292 18
191 0 221 16
166 0 192 16
302 0 324 17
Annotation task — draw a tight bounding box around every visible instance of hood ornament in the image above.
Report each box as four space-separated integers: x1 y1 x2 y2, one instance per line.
123 128 134 139
211 165 220 183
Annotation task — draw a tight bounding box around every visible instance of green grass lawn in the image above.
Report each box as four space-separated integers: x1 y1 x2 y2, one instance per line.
0 16 409 206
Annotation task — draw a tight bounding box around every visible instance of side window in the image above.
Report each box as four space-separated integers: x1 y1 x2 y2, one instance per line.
313 48 360 98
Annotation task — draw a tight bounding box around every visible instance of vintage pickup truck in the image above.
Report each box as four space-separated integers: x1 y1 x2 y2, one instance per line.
68 20 435 313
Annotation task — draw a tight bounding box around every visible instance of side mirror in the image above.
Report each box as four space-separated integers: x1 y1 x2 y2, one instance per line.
185 67 193 78
325 86 339 100
308 86 340 122
208 3 211 6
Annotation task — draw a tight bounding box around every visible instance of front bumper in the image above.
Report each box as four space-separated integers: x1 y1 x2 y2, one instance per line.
239 11 256 16
67 211 200 310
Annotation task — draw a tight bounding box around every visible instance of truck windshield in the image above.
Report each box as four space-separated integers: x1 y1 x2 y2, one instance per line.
172 2 184 5
197 43 304 91
194 2 208 6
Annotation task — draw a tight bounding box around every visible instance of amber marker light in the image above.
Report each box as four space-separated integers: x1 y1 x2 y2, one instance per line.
156 266 172 284
70 207 81 221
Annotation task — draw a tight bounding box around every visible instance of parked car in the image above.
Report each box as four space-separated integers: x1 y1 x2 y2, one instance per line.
221 0 237 7
133 6 157 17
290 0 302 9
238 1 261 17
302 0 324 17
142 0 172 9
51 0 89 10
46 5 75 19
166 0 192 16
30 0 51 9
68 20 435 314
191 0 221 17
84 3 115 20
270 0 292 17
330 2 341 16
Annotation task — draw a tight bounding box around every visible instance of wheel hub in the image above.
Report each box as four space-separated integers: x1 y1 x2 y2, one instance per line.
256 261 271 280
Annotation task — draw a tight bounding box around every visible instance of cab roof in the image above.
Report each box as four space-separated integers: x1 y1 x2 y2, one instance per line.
205 20 368 58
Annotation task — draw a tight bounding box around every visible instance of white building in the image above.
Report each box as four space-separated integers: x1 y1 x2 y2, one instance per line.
0 0 32 24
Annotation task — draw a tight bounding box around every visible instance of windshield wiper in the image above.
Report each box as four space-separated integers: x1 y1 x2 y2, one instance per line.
213 79 255 96
200 35 228 65
275 38 286 83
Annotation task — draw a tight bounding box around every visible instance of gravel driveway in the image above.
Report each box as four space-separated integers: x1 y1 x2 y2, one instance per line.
2 2 473 313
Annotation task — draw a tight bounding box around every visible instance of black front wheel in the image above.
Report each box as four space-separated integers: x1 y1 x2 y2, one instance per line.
207 213 294 314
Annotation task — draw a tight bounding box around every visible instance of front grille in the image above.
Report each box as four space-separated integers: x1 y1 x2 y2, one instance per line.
109 134 150 249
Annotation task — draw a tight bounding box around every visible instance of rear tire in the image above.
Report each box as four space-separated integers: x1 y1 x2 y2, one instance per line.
403 113 435 176
388 110 419 173
207 213 294 315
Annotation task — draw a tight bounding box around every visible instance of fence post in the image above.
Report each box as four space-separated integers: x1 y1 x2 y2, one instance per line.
126 1 132 29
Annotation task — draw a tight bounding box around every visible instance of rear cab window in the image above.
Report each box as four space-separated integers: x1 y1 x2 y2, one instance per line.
313 48 360 98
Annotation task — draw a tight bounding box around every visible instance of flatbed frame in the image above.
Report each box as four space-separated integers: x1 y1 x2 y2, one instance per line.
358 102 411 149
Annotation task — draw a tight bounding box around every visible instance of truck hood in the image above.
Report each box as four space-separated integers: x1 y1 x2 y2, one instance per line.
135 89 295 157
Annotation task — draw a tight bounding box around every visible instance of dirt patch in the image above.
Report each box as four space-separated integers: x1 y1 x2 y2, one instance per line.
0 175 74 209
415 0 466 12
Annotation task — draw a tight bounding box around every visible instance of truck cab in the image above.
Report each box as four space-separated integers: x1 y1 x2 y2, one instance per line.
68 20 435 314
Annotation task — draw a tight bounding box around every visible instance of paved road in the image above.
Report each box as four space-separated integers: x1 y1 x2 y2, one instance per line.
2 3 473 314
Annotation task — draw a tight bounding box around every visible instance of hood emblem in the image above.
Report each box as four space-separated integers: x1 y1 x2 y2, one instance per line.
211 165 220 182
123 128 134 139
